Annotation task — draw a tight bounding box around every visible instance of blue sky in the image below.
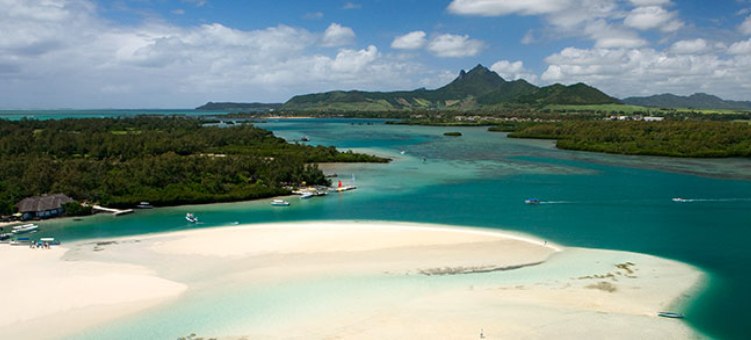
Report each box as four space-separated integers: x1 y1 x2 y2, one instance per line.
2 0 751 108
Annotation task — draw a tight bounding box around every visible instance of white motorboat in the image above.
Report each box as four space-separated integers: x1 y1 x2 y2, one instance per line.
185 213 198 223
271 199 290 206
11 223 39 234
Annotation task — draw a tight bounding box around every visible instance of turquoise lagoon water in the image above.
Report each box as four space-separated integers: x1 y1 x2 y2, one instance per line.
18 116 751 339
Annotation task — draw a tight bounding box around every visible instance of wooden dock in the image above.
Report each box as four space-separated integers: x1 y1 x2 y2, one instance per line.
92 205 134 216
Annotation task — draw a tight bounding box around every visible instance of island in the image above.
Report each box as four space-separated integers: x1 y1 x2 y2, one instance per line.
0 116 388 216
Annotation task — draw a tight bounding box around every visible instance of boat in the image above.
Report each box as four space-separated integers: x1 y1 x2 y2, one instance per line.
11 223 39 234
525 198 541 205
334 180 357 192
672 197 689 203
40 237 61 246
271 199 290 206
400 150 406 155
300 136 310 142
0 232 13 241
136 201 153 209
185 213 198 223
658 311 685 319
299 192 314 199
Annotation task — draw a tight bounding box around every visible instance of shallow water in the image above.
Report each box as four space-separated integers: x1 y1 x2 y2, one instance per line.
25 117 751 339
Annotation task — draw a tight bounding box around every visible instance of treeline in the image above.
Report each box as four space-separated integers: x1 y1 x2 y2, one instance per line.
0 117 388 214
505 120 751 158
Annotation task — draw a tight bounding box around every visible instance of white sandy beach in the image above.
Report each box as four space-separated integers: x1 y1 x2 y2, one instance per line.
0 221 704 339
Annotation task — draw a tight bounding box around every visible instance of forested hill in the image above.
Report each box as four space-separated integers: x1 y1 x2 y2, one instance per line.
0 117 386 214
622 93 751 110
282 64 619 111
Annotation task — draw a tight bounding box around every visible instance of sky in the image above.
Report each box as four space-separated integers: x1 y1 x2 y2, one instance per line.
1 0 751 108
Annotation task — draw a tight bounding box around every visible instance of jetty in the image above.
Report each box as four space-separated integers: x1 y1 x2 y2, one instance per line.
92 205 134 216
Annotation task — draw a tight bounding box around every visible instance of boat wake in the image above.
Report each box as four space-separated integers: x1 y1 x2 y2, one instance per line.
672 198 751 203
538 201 573 205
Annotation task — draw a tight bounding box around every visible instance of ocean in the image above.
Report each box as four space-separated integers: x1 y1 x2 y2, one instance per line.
12 112 751 339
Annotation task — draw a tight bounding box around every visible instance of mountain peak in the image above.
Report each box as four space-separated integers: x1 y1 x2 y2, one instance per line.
437 64 505 98
469 64 490 73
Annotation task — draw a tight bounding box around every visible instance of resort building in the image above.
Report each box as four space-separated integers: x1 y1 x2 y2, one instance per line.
16 194 73 220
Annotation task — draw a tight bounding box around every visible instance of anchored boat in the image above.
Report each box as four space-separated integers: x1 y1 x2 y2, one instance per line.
185 213 198 223
271 199 290 206
11 223 39 234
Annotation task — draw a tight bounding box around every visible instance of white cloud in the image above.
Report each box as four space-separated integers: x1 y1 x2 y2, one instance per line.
624 5 683 32
342 2 361 10
670 39 709 54
541 46 751 100
490 60 538 82
427 34 484 58
180 0 207 7
303 12 324 20
448 0 572 16
629 0 671 6
321 23 356 47
740 15 751 35
391 31 427 50
728 38 751 55
447 0 687 53
585 20 647 48
331 45 378 73
0 1 431 108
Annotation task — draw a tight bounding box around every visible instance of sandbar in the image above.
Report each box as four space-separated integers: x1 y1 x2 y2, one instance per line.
0 221 703 339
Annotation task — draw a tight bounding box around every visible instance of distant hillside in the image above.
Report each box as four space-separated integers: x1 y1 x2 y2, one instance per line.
283 64 620 111
196 102 283 111
623 93 751 110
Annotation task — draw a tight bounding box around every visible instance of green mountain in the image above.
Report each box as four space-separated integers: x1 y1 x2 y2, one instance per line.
622 93 751 110
282 64 619 111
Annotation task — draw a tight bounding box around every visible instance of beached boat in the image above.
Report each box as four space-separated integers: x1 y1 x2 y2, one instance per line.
271 199 290 206
525 198 541 205
136 201 153 209
12 223 39 234
185 213 198 223
657 311 685 319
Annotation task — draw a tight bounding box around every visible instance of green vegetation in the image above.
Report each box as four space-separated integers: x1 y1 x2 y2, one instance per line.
62 201 92 217
507 121 751 158
623 93 751 110
0 117 388 215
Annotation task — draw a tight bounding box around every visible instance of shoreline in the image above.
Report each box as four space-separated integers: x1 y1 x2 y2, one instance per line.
0 221 704 339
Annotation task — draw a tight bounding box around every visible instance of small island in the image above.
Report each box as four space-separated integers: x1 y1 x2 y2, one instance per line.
0 116 388 217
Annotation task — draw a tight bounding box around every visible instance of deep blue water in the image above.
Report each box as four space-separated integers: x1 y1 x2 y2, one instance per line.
13 115 751 339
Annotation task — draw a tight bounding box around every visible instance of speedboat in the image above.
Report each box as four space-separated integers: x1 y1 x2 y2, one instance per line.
12 223 39 234
672 197 689 203
185 213 198 223
136 201 153 209
271 199 290 206
658 311 685 319
525 198 541 205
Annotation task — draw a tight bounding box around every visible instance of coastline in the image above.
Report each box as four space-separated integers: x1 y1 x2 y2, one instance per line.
0 221 704 339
